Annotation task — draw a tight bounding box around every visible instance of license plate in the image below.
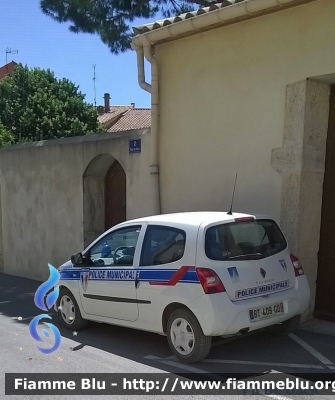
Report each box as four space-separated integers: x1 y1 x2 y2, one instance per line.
249 302 284 322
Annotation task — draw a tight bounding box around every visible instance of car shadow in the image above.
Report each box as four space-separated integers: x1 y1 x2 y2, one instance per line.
0 272 330 379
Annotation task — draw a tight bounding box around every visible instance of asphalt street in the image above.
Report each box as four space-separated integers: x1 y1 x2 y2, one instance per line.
0 272 335 399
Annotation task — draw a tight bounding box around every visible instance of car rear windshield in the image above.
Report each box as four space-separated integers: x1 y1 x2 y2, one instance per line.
205 219 287 261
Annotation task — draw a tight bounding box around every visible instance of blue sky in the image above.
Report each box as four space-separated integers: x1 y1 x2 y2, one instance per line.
0 0 154 107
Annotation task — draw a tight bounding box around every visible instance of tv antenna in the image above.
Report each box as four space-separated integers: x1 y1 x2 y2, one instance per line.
93 64 97 107
6 47 18 64
227 173 238 215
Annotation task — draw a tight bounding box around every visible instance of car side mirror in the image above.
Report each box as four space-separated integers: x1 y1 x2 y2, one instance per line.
71 252 84 265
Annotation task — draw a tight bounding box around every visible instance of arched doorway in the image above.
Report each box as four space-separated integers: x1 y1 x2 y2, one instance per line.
83 155 126 247
105 161 126 230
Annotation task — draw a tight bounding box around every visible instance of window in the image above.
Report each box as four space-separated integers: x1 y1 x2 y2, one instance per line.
89 226 141 266
140 226 186 266
205 219 287 261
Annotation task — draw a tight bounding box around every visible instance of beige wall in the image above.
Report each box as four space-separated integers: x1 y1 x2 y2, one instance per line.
153 0 335 316
0 130 153 281
156 0 335 221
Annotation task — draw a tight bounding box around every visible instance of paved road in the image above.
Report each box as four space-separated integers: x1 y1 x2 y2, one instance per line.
1 273 335 399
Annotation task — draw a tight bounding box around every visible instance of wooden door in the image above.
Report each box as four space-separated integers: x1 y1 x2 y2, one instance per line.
315 85 335 320
105 161 126 230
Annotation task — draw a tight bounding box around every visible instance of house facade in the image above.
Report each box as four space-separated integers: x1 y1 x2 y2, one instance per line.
131 0 335 319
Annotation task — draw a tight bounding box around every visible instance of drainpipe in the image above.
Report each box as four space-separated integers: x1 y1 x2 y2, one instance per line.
131 40 161 215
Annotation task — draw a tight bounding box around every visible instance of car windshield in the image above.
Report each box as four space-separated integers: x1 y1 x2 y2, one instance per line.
205 219 287 261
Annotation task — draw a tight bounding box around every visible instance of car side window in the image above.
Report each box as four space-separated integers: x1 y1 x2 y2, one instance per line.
89 226 141 267
140 226 186 266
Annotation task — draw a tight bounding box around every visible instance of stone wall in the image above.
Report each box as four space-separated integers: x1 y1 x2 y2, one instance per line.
0 129 153 281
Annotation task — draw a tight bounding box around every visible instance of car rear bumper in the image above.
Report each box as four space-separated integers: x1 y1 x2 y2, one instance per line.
189 275 310 336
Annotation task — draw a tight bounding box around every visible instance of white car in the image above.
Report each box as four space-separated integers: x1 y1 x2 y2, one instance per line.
56 212 310 363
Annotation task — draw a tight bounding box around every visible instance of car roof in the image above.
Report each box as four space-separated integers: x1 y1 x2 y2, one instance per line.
123 211 258 227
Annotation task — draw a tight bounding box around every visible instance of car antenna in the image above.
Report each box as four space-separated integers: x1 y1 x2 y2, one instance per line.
227 173 237 215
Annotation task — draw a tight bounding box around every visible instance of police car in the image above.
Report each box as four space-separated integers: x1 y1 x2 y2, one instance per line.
56 212 310 363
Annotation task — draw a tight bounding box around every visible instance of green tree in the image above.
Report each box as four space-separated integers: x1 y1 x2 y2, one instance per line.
0 122 13 148
40 0 210 54
0 63 104 144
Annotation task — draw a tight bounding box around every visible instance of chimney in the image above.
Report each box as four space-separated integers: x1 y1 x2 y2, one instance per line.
104 93 110 113
97 106 105 115
131 102 135 108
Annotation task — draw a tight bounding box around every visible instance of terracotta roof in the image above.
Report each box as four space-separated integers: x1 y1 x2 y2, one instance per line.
108 108 151 132
132 0 245 35
0 61 17 81
97 105 151 132
132 0 309 37
98 106 133 125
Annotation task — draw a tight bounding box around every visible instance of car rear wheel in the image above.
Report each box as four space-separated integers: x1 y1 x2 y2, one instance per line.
58 288 88 330
167 309 212 363
266 314 301 335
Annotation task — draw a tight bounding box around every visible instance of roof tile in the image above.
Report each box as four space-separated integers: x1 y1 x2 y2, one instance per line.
132 0 238 35
97 105 151 132
97 106 133 124
107 108 151 132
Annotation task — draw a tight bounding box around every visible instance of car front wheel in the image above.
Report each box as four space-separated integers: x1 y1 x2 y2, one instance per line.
167 308 212 363
58 288 88 330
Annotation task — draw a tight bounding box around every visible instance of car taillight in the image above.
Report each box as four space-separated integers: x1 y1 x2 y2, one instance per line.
290 254 304 277
196 268 225 294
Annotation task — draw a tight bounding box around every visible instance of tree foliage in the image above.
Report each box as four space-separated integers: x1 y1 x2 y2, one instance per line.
0 122 13 148
0 64 104 146
40 0 212 54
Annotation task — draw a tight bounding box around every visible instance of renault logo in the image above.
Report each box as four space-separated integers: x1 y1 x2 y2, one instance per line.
260 268 266 278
